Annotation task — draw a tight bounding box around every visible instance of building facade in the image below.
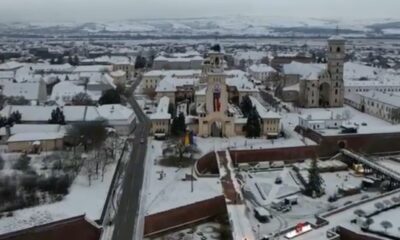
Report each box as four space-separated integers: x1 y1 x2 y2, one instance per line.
299 36 346 108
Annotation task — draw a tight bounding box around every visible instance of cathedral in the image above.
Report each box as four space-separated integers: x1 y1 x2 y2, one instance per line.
150 48 282 138
298 36 346 108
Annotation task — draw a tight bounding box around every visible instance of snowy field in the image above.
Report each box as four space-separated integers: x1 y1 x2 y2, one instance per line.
369 207 400 237
0 144 127 234
144 140 222 215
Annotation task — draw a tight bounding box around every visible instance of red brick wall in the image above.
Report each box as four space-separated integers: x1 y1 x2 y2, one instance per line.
338 227 382 240
0 216 101 240
229 145 318 164
196 151 219 174
144 196 226 237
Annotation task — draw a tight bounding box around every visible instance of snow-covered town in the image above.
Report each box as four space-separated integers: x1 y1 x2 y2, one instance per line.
1 1 400 240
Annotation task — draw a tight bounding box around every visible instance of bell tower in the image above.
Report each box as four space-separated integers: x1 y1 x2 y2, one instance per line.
327 35 345 107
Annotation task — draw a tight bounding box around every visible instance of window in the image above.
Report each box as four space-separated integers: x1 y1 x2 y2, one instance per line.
337 47 341 52
335 89 338 95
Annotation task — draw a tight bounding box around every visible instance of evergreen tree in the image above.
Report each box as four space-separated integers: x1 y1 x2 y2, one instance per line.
171 112 186 137
56 55 64 65
9 111 22 124
73 55 80 66
98 89 121 105
68 55 74 65
240 95 253 117
48 107 66 125
134 56 147 69
306 156 324 197
245 106 262 138
210 44 221 52
72 92 93 106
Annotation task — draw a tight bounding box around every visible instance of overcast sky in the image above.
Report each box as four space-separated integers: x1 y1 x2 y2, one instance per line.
0 0 398 23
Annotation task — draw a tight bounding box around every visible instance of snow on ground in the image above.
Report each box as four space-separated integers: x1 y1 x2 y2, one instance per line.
295 190 400 240
0 150 121 234
244 167 381 237
144 140 222 215
369 207 400 237
144 222 222 240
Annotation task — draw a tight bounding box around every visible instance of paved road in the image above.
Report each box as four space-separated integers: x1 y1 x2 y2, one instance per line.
111 79 151 240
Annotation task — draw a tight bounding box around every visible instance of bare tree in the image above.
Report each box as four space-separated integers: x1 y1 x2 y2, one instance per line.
381 220 393 233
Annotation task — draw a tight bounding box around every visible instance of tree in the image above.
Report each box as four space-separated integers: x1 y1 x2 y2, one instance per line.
354 209 366 217
245 106 262 138
134 56 147 69
67 121 108 151
0 94 6 109
9 111 22 124
56 55 65 65
171 112 186 137
210 44 221 52
261 56 270 65
7 96 30 105
74 55 80 66
48 107 66 125
98 89 121 105
240 95 253 117
381 220 393 233
306 156 324 197
13 154 31 171
168 103 176 117
71 92 93 106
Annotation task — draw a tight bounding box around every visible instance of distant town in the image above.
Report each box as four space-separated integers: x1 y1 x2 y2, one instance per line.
1 16 400 240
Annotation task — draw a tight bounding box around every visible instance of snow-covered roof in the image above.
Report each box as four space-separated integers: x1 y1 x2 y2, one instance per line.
73 65 112 73
0 105 102 122
249 96 281 119
1 81 44 100
82 56 134 65
359 91 400 108
50 81 85 104
226 75 258 92
110 70 126 78
300 110 343 121
156 77 198 92
7 131 65 142
97 104 135 121
143 69 201 78
0 124 64 136
151 96 171 120
329 35 346 41
282 62 326 80
0 61 24 70
249 64 276 73
283 83 300 91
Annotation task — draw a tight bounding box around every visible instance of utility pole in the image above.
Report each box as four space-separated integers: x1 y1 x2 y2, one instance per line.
191 153 194 193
